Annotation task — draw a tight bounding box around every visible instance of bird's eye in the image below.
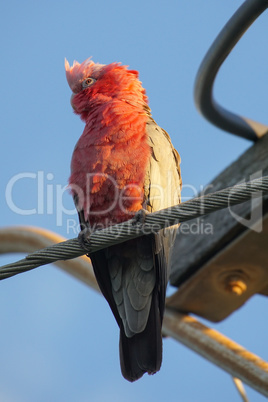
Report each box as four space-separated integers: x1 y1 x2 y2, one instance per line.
82 77 96 89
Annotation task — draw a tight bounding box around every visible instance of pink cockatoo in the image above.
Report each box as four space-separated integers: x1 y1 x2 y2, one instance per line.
65 57 181 381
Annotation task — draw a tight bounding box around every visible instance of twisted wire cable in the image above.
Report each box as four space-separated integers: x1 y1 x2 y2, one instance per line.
1 175 267 280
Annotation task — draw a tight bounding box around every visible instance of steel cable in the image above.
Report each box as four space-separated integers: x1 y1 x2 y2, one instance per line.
0 175 267 280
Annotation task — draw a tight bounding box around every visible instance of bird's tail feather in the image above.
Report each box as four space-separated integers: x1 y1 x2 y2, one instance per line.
119 291 162 382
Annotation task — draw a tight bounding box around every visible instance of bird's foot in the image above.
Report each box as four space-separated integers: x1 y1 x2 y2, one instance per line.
132 209 150 229
78 227 93 253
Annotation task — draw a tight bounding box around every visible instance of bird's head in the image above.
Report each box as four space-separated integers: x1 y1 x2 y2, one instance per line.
65 57 148 120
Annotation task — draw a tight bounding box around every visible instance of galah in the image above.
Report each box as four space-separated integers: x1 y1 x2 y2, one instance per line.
65 58 182 382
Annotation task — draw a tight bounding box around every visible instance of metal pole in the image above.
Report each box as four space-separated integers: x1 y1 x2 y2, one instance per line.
163 309 268 398
1 226 268 397
194 0 268 140
0 226 98 290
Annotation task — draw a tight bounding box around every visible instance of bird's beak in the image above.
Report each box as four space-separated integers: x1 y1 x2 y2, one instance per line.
70 93 76 111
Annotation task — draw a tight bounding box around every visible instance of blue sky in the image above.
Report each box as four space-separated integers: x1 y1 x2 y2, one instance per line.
0 1 267 401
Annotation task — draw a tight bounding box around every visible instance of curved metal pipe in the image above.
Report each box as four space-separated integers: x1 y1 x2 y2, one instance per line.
194 0 268 141
0 226 98 290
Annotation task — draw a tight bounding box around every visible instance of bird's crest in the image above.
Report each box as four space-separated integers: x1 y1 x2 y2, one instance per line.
65 57 104 93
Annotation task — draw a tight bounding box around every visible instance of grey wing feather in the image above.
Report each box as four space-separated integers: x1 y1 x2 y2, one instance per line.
109 118 181 338
144 118 182 266
144 118 181 214
86 117 181 381
108 237 156 338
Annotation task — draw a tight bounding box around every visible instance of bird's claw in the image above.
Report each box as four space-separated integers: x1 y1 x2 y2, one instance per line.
132 209 149 227
78 227 92 253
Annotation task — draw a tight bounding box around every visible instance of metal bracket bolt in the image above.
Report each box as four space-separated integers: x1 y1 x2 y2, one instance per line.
225 275 248 296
